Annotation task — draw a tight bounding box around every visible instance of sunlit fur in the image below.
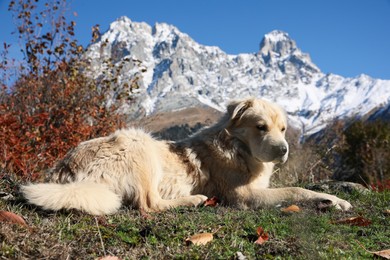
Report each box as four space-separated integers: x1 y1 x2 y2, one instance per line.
22 98 352 215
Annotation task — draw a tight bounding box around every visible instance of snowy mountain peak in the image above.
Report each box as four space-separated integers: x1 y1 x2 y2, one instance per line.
109 16 135 33
113 16 132 26
109 17 183 42
259 30 296 57
264 30 291 42
84 17 390 136
258 30 319 74
152 22 180 36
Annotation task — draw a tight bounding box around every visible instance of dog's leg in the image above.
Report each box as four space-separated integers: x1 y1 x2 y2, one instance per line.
245 187 352 210
145 193 208 212
137 167 207 211
162 195 208 208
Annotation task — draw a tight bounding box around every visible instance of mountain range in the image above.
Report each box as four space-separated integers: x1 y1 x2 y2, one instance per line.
84 16 390 136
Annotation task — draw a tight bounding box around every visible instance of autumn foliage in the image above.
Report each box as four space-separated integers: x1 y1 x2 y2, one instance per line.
0 0 127 179
0 65 126 179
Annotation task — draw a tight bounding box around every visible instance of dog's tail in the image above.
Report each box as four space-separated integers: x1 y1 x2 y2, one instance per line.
21 182 122 215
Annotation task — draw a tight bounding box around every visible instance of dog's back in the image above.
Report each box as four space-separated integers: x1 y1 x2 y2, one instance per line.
48 135 110 183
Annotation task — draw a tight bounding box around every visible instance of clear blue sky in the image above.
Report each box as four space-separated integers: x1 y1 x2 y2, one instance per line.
1 0 390 79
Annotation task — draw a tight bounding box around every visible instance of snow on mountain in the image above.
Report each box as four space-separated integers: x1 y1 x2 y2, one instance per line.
84 16 390 135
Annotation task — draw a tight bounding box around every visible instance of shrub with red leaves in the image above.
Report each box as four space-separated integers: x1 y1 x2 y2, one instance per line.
0 68 125 179
0 0 131 180
370 180 390 192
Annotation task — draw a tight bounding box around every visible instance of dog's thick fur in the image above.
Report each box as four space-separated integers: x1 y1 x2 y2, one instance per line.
22 98 352 215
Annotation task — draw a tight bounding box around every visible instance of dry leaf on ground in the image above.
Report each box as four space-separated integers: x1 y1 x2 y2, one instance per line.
355 239 390 259
203 196 220 207
185 232 213 246
96 256 121 260
0 210 28 228
331 216 372 226
281 204 300 213
96 216 116 228
254 226 269 245
372 249 390 259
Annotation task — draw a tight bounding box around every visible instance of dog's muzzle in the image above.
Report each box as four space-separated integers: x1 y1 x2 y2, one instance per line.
271 143 289 164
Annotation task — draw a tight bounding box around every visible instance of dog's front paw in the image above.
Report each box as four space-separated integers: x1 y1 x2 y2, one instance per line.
334 198 352 211
320 195 352 211
192 194 208 206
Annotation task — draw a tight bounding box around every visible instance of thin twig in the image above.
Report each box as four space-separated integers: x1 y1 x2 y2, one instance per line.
95 217 106 256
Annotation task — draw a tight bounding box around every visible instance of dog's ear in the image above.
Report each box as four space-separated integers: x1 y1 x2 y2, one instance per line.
227 98 254 121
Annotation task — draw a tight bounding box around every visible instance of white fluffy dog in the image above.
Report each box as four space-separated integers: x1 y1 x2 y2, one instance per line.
22 98 352 215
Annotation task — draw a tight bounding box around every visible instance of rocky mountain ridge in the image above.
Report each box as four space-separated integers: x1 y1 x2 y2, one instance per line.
85 16 390 135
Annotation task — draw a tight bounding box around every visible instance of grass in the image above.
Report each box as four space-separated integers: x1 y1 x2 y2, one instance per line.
0 178 389 259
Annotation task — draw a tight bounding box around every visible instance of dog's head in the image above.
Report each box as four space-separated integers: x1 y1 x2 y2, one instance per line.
226 98 289 164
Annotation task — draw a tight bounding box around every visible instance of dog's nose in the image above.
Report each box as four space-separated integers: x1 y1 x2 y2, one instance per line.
278 145 288 156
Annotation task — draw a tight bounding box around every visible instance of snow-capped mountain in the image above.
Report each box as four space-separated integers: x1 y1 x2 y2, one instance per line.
85 16 390 135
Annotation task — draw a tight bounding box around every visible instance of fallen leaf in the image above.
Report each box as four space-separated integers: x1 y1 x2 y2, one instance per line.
254 226 269 245
281 204 300 213
185 232 213 246
355 239 390 259
332 216 372 226
96 256 121 260
203 196 220 207
0 210 28 228
372 249 390 259
96 216 116 228
383 209 390 216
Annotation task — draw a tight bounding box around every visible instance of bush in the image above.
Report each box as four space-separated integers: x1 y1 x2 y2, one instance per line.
272 126 336 187
0 0 135 179
0 64 126 179
291 119 390 189
274 119 390 190
333 120 390 187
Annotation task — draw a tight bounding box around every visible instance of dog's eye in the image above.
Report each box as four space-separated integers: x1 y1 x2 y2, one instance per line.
256 124 268 132
281 127 286 132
